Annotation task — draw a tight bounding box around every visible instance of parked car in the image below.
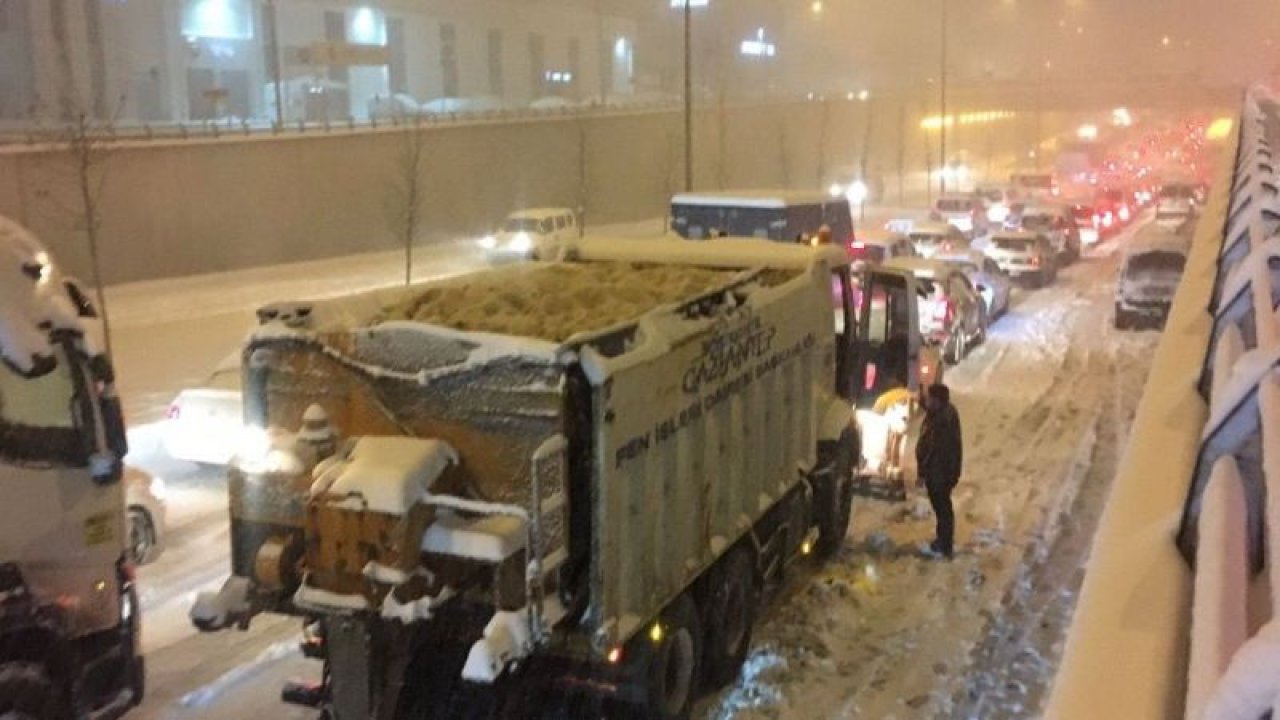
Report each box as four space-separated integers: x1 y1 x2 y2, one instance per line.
163 355 243 466
931 193 988 237
125 466 167 565
985 230 1058 287
883 257 986 364
933 247 1013 319
1018 204 1081 265
849 229 917 265
908 221 970 258
1115 233 1189 329
478 207 579 261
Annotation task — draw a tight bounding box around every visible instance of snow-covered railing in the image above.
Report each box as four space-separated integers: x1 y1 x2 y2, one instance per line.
1049 86 1280 720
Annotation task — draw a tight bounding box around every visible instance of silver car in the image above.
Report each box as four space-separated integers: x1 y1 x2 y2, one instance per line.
1115 236 1188 330
985 231 1058 288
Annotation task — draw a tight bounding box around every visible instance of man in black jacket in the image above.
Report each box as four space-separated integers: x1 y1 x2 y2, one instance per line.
916 384 963 558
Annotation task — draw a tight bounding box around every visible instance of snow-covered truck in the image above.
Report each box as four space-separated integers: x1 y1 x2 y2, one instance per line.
0 217 143 719
192 237 934 718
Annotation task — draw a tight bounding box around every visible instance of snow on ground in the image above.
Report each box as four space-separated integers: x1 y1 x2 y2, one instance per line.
116 217 1153 719
699 218 1160 720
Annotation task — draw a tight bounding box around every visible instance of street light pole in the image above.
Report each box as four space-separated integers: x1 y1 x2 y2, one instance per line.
265 0 284 127
939 0 949 196
683 0 694 191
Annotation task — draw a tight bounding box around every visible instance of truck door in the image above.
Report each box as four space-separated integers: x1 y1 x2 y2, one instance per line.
853 269 919 407
831 267 857 400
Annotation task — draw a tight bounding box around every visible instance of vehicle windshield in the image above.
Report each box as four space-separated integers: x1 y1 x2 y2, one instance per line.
0 344 88 466
994 237 1033 251
1072 206 1095 220
504 218 551 233
936 199 970 212
1127 250 1186 274
910 232 944 246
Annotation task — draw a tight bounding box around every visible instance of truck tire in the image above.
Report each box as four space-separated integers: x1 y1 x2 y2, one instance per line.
701 548 756 687
641 595 702 720
0 662 59 720
814 434 855 559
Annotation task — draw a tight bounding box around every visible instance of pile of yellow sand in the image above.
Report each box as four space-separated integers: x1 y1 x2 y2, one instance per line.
380 262 741 342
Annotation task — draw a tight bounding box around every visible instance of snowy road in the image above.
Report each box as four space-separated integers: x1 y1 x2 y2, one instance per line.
706 221 1159 719
117 221 1157 719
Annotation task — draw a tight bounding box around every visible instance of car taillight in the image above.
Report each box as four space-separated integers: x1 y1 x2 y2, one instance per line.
166 404 181 420
865 363 878 391
1031 256 1041 267
934 299 954 326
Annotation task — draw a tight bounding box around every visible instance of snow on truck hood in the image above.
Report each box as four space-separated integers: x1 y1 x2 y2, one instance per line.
0 215 83 374
310 436 459 515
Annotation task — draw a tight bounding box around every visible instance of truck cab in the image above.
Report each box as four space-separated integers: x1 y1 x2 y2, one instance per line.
0 216 141 719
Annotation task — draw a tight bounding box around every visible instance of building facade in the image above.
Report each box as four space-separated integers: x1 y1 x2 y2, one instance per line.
0 0 639 124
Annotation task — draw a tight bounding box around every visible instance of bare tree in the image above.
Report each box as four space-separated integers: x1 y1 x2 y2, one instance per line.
576 114 590 237
815 99 831 188
29 97 124 359
715 87 730 190
660 127 683 233
777 119 792 189
387 119 429 286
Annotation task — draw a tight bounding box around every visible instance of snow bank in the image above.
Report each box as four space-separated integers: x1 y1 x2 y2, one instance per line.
377 261 741 343
310 436 458 515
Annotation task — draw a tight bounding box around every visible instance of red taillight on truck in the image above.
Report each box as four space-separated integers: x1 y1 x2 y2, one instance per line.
864 363 878 391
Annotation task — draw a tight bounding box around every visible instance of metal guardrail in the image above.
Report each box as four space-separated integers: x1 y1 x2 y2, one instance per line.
1046 87 1278 720
1174 87 1280 720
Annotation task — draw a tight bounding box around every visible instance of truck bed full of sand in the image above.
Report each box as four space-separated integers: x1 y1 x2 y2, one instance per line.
378 262 745 342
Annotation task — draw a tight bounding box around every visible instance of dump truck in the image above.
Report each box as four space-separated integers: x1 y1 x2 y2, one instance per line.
0 216 142 719
191 237 936 719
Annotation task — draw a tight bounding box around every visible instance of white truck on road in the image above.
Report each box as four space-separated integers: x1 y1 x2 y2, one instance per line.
193 237 936 719
0 217 143 719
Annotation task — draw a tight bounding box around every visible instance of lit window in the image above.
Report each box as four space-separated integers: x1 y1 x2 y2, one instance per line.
181 0 253 41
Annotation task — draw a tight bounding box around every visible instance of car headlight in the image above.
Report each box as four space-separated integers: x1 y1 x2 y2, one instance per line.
509 233 533 253
149 476 169 502
478 235 497 250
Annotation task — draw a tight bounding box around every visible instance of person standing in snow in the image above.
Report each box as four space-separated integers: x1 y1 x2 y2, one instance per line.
916 383 963 558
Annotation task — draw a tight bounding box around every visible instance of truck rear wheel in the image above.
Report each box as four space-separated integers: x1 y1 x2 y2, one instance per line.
0 662 60 720
814 435 855 559
701 548 756 686
641 595 702 720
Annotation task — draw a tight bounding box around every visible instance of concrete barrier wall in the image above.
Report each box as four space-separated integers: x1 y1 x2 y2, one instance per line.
0 100 1065 284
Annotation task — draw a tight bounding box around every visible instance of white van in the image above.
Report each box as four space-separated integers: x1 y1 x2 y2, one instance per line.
478 207 579 261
